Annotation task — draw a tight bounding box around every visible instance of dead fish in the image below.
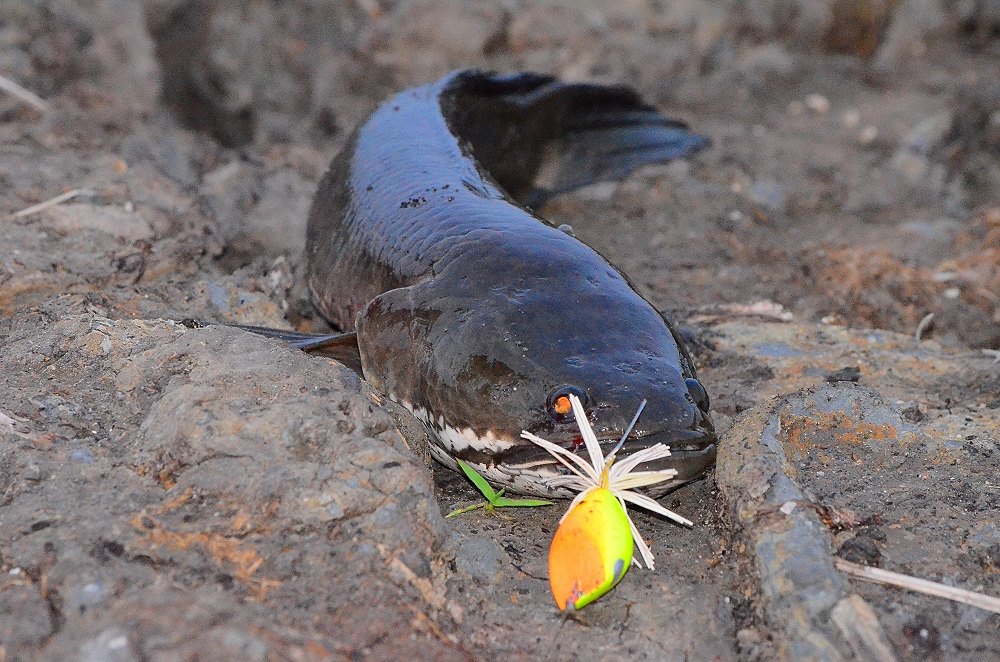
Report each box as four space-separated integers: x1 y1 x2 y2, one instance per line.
265 70 715 497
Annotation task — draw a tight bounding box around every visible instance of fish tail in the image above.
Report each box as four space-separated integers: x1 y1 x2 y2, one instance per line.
442 70 710 207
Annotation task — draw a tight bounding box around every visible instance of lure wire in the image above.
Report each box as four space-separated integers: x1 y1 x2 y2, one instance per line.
606 399 647 461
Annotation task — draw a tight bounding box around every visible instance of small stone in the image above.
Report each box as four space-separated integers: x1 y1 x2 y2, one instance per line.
779 501 797 515
905 111 953 155
736 627 762 660
574 181 617 201
749 179 787 214
805 94 830 114
943 287 961 299
70 448 95 464
737 627 761 646
859 126 879 145
70 581 108 612
23 464 42 481
892 150 932 185
79 627 137 662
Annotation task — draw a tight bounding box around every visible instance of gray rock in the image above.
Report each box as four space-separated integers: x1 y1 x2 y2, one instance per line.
453 536 510 586
717 383 911 660
0 314 463 660
0 584 54 652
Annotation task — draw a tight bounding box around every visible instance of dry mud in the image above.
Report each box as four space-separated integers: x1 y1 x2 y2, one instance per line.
1 1 998 660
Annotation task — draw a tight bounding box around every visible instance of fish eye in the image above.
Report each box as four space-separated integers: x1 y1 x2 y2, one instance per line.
685 378 710 413
546 385 588 422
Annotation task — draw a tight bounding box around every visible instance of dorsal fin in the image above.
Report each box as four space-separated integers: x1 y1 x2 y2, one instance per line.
440 70 710 207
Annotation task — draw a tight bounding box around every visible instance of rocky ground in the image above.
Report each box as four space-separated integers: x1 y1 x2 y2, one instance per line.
1 1 998 660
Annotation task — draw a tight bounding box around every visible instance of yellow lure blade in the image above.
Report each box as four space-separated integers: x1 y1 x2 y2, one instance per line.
548 487 633 610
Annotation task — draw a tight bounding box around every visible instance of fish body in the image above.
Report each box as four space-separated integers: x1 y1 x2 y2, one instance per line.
305 70 715 497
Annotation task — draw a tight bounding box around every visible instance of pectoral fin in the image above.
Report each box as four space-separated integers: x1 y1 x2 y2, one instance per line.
184 319 363 373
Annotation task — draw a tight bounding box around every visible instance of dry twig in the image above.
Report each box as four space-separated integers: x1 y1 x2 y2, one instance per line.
914 312 934 342
836 558 1000 614
11 188 95 220
0 74 49 112
689 300 794 323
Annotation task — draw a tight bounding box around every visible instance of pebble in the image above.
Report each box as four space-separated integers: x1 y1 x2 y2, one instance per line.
79 627 137 662
891 150 931 184
70 448 95 464
904 111 953 155
71 581 109 612
805 93 830 114
749 179 788 214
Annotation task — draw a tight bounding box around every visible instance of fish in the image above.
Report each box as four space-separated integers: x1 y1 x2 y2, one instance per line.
297 69 715 498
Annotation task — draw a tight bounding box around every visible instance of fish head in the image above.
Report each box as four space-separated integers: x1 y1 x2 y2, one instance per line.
355 255 717 496
423 285 716 495
506 342 717 496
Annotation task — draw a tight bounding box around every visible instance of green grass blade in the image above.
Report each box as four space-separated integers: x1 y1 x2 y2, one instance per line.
445 501 488 518
493 496 554 508
455 459 498 501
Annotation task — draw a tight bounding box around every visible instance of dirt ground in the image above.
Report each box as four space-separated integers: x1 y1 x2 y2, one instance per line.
1 1 998 660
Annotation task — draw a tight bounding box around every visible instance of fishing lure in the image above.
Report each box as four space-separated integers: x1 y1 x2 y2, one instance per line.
523 395 692 609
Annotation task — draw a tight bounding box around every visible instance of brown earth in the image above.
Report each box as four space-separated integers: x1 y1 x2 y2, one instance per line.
1 1 998 660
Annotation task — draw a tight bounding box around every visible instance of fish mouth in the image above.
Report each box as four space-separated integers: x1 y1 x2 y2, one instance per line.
489 426 718 497
633 429 717 497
